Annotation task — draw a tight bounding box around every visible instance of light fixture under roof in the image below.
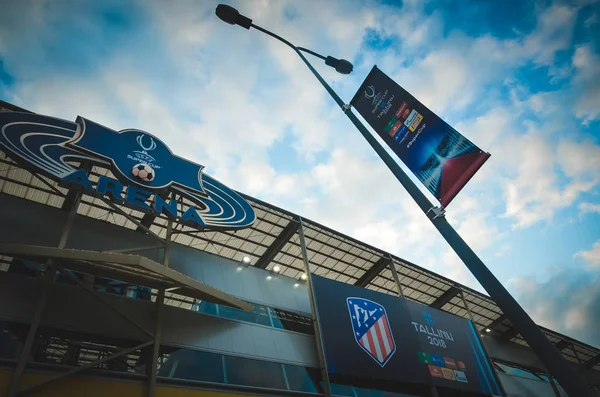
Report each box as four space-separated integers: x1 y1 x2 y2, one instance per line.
485 328 491 333
242 256 251 264
273 265 281 273
300 273 307 281
266 275 272 280
293 283 300 288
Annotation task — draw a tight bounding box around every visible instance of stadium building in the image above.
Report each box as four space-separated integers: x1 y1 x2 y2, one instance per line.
0 100 599 397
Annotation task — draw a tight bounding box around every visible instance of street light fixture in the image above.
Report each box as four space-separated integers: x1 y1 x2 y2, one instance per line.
215 4 353 75
215 5 594 397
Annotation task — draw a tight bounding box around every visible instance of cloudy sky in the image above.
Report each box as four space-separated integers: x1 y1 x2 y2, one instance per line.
1 0 599 347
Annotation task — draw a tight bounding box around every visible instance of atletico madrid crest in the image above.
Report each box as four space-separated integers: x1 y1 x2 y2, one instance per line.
347 297 396 367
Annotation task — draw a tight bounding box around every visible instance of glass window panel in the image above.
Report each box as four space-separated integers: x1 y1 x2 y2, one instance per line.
284 364 319 393
218 303 272 326
159 348 224 383
494 362 542 381
224 355 287 389
271 308 314 334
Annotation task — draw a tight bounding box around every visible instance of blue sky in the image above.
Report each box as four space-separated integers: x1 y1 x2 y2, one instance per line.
1 0 599 347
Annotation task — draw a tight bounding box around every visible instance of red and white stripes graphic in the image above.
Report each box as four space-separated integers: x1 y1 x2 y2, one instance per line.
359 314 394 364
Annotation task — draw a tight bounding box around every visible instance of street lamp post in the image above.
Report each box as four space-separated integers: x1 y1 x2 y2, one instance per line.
215 5 593 397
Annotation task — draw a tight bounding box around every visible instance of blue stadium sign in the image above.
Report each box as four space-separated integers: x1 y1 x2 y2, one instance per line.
0 112 256 230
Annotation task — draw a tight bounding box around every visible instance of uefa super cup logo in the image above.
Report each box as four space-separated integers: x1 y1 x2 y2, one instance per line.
136 134 157 152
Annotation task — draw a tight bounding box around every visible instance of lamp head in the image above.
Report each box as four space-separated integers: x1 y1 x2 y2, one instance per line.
216 4 252 29
325 56 354 75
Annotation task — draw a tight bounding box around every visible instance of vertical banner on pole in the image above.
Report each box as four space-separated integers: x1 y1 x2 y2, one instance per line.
351 66 490 207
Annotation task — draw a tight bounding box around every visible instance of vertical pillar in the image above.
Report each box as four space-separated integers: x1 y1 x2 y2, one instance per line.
387 254 404 297
148 288 164 397
6 187 83 397
544 366 562 397
298 217 332 397
459 290 508 397
148 217 171 397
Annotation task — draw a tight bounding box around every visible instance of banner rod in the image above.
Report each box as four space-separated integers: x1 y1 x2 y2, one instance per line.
288 45 592 397
298 217 332 397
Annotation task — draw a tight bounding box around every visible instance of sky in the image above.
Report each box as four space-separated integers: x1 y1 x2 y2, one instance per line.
0 0 599 348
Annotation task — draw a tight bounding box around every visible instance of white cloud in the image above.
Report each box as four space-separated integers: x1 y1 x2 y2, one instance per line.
579 202 600 215
574 241 600 269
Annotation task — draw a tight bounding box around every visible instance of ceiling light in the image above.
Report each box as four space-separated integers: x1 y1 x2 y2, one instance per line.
236 265 243 272
293 283 300 288
242 256 251 264
273 265 281 273
300 273 307 281
485 328 491 333
266 275 272 280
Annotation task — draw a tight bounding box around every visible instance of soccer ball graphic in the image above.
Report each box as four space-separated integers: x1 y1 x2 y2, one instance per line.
131 163 155 182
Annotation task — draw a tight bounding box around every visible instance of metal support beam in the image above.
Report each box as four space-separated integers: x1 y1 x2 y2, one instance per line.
545 367 562 397
461 290 507 397
487 314 508 331
61 163 92 212
430 286 460 309
500 326 520 341
298 217 331 397
137 213 157 232
387 256 404 297
148 288 165 397
554 339 571 352
6 187 83 397
585 353 600 370
255 219 297 269
355 256 392 287
55 266 154 339
18 340 154 395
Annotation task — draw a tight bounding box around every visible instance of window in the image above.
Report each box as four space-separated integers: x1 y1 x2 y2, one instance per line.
158 347 224 383
284 364 320 393
193 300 314 334
224 355 287 389
494 360 544 381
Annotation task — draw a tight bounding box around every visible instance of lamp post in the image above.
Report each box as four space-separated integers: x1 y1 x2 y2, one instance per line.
215 5 593 397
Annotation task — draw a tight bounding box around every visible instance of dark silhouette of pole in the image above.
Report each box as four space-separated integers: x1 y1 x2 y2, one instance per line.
214 5 593 397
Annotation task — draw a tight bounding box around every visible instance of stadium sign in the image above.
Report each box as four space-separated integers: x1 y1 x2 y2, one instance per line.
0 112 255 230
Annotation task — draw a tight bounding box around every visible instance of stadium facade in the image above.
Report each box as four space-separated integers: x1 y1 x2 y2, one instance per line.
0 100 599 397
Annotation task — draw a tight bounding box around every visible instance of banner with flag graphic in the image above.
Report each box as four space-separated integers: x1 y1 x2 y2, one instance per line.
312 275 503 396
350 66 490 207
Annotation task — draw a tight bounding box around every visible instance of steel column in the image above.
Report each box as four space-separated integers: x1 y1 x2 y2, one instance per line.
148 221 170 396
148 288 165 397
387 255 404 297
298 217 332 397
460 290 507 397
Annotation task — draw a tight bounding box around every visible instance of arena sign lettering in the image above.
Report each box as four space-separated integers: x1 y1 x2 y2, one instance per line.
0 112 255 230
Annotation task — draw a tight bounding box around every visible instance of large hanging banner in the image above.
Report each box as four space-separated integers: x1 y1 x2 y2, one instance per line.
350 66 490 207
312 275 502 396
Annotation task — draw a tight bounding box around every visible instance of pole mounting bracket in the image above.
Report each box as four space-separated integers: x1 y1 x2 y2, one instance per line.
427 206 446 220
342 103 351 112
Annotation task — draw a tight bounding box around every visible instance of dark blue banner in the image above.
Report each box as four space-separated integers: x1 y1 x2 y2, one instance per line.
312 275 502 396
351 66 490 207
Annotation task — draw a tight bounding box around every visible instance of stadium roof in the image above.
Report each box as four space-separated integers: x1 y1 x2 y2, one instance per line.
1 100 599 373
